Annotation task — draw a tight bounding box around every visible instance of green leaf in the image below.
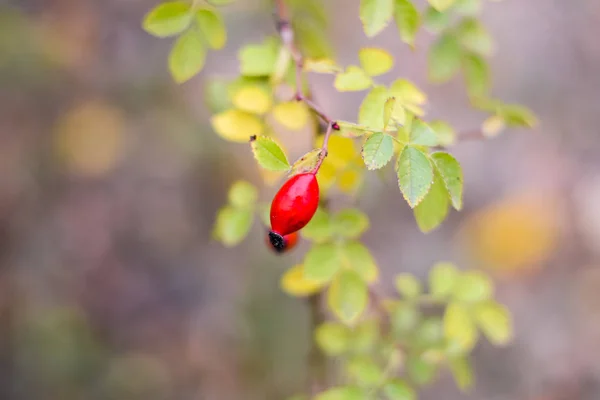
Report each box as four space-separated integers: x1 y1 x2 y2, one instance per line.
395 273 422 298
394 0 420 47
429 262 459 299
414 172 450 232
391 302 420 334
228 181 257 208
315 322 350 355
346 356 384 386
463 52 489 98
232 84 272 114
455 17 492 55
359 86 391 131
205 78 233 113
328 270 368 325
444 302 478 352
142 1 192 38
430 152 463 210
315 386 366 400
414 317 444 348
239 38 279 77
341 241 378 283
452 270 493 303
428 33 462 82
406 356 437 385
250 137 290 171
334 66 373 92
349 320 379 353
359 48 394 76
211 109 263 142
428 0 456 12
500 104 538 128
428 120 457 146
332 209 370 238
169 28 206 83
362 133 395 170
305 243 342 283
213 206 253 246
423 6 450 32
409 119 438 146
195 8 226 49
337 121 372 138
452 0 481 15
301 207 333 243
396 146 434 208
383 379 416 400
360 0 395 37
473 301 513 345
293 20 334 59
449 356 474 391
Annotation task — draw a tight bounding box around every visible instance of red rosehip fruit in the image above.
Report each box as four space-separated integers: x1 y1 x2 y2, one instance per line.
265 231 298 253
268 172 319 251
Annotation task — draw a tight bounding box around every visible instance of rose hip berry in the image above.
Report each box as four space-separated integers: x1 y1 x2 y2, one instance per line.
268 172 319 251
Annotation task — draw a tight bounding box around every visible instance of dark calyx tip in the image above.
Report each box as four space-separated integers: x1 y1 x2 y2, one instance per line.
268 231 286 253
249 135 257 142
332 122 340 130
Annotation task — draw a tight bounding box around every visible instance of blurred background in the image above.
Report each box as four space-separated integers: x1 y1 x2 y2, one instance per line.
2 0 600 399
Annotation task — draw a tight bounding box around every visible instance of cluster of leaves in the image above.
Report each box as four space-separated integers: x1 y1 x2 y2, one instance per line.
286 260 512 400
143 0 533 399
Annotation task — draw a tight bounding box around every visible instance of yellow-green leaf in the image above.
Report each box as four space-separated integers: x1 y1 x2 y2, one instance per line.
232 85 272 114
428 0 456 12
410 119 438 146
142 1 192 38
169 28 206 83
304 58 342 74
444 302 478 352
428 33 462 82
414 171 450 232
346 356 384 386
359 48 394 76
228 180 257 208
362 133 394 170
455 17 492 55
423 6 450 33
315 386 366 400
211 109 263 142
280 264 325 297
463 52 489 98
272 101 310 130
473 301 513 345
430 152 463 210
452 270 494 303
396 146 434 208
383 379 416 400
195 8 226 49
395 273 422 298
359 86 391 130
328 270 368 325
341 241 378 283
250 136 290 171
304 243 342 283
481 115 505 138
239 37 279 77
334 66 372 92
394 0 420 47
449 356 474 391
360 0 394 37
337 121 372 138
383 97 395 129
315 322 350 355
213 206 253 246
289 148 323 176
429 262 459 299
389 79 427 109
301 207 333 243
429 120 457 146
333 209 370 238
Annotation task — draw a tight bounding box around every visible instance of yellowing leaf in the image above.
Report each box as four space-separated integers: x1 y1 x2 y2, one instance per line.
358 48 394 76
142 1 192 38
169 28 206 83
339 168 363 194
473 301 513 345
360 0 395 37
396 146 434 208
448 356 474 391
444 302 478 352
272 101 310 130
359 85 392 131
452 270 494 303
281 264 326 297
395 273 422 298
213 206 253 246
394 0 420 47
250 136 290 171
481 115 506 138
317 135 357 168
228 181 258 208
461 194 560 276
232 85 272 114
304 58 342 74
334 66 372 92
428 33 462 83
211 109 263 142
195 8 226 49
55 100 124 176
289 148 323 176
328 270 368 325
